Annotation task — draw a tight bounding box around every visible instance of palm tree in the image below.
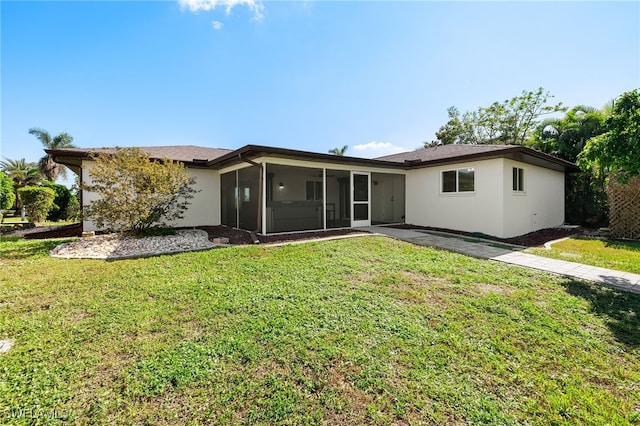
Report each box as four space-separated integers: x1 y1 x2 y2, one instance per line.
328 145 348 156
0 158 41 208
29 127 75 181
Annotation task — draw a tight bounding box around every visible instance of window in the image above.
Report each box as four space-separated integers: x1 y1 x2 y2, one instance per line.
442 168 475 193
306 181 323 201
442 171 457 193
512 167 524 192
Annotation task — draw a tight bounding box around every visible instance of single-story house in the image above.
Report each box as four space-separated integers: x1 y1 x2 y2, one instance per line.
47 143 579 238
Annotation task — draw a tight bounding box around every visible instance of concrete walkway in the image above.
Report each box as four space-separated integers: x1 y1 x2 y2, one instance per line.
363 226 640 295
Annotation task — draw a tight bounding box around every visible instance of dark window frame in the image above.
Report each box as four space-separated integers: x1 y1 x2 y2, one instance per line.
512 167 525 192
441 168 475 193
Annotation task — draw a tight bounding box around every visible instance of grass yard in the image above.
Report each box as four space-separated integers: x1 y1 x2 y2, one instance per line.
528 237 640 275
1 236 639 424
1 217 78 226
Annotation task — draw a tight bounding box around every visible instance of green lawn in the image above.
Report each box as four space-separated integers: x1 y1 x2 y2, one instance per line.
528 237 640 274
1 217 78 226
0 217 27 224
1 236 639 424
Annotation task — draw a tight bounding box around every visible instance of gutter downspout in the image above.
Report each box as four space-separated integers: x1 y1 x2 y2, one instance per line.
238 154 263 233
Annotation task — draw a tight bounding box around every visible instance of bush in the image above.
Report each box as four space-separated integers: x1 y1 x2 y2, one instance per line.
83 147 198 234
0 171 15 210
66 194 80 221
18 186 56 224
41 181 72 221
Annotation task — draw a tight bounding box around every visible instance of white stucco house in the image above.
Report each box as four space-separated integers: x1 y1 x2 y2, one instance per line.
48 143 578 238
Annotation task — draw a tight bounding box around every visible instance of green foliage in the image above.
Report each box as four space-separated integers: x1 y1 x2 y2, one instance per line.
65 194 80 221
17 185 56 223
431 87 565 146
83 147 198 233
40 180 73 221
0 171 16 210
529 106 609 226
328 145 348 155
0 158 42 209
29 127 75 181
579 89 640 182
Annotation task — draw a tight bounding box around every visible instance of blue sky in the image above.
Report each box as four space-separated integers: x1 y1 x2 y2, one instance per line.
2 0 639 183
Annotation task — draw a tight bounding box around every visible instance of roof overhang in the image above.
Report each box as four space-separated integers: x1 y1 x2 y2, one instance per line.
209 145 409 170
45 150 84 175
403 146 580 173
47 144 580 174
45 148 218 170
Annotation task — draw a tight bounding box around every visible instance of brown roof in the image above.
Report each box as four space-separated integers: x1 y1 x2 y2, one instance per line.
46 145 233 169
375 144 579 172
48 143 578 173
376 144 516 162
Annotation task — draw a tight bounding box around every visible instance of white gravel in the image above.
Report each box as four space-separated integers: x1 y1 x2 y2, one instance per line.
50 229 219 260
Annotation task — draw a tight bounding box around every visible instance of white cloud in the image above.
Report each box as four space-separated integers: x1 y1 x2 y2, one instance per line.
211 20 223 30
352 141 410 159
178 0 264 21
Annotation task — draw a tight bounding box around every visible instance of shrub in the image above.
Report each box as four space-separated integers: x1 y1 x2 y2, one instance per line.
66 194 80 221
83 147 198 234
41 181 72 221
18 186 56 224
0 171 16 210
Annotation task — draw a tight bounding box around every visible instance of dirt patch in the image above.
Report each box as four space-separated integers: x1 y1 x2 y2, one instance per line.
388 224 586 248
353 270 449 308
392 271 450 307
67 311 92 323
475 283 514 296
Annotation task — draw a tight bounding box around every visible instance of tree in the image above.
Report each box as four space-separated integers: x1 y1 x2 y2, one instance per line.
40 181 74 221
28 127 75 181
0 171 16 210
579 89 640 183
530 105 607 161
18 186 56 224
529 105 609 226
0 158 41 208
328 145 348 155
430 87 565 146
83 147 198 233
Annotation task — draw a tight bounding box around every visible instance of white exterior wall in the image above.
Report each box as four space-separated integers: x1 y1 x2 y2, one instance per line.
81 160 100 232
405 158 566 238
168 167 220 228
405 158 505 237
81 160 220 232
502 159 564 238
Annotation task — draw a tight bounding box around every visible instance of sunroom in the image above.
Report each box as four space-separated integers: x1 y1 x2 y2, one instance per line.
219 160 406 234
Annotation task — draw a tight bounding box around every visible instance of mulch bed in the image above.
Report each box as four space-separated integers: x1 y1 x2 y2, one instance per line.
196 226 368 245
9 224 365 246
8 222 587 248
387 224 587 247
18 223 83 240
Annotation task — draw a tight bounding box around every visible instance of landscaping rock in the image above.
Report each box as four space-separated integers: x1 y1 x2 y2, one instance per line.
50 229 218 260
0 340 14 354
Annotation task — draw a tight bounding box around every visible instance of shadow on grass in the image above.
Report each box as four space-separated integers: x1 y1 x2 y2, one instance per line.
0 239 69 260
563 279 640 347
605 239 640 251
